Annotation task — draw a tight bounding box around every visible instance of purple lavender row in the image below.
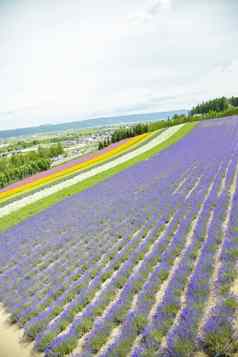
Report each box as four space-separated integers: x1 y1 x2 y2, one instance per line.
102 167 217 357
1 207 141 322
64 168 206 356
0 197 134 280
34 212 168 352
0 197 150 314
103 137 234 357
24 174 185 344
81 174 207 357
63 214 186 353
201 155 238 356
0 217 129 315
41 210 176 354
46 175 195 354
26 220 154 343
52 207 184 356
10 186 166 330
158 144 238 356
0 207 117 299
11 215 133 319
1 188 147 285
157 164 227 356
97 210 195 357
16 227 129 325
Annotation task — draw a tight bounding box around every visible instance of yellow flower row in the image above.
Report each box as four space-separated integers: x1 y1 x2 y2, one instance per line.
0 132 152 203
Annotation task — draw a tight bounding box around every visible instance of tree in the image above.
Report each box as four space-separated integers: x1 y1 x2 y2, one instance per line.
230 96 238 107
191 97 229 115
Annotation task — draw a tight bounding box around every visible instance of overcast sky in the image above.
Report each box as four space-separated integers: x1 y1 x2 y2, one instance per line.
0 0 237 130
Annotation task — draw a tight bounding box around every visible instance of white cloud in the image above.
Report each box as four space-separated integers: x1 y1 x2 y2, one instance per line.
0 0 237 130
131 0 171 24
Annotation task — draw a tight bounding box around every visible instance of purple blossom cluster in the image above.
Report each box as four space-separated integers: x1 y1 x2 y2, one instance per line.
0 116 238 356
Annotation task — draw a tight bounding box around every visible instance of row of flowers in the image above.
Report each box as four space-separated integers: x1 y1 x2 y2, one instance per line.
0 132 150 203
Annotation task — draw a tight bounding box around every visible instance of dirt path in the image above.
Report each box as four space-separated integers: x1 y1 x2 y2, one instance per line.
0 305 41 357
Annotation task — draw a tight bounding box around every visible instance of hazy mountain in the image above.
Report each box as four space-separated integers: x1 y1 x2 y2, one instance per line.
0 110 187 139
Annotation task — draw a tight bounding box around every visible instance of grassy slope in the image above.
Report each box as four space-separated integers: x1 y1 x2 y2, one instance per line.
0 123 196 232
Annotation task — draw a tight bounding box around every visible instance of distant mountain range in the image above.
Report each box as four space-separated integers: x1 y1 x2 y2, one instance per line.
0 110 187 139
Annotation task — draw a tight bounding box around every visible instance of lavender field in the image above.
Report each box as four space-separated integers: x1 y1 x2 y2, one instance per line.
0 117 238 356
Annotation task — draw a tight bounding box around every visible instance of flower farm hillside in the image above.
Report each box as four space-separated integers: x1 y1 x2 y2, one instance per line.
0 117 238 356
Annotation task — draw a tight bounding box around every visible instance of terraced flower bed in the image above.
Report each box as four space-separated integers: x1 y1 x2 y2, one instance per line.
0 125 186 229
0 117 238 356
0 132 151 204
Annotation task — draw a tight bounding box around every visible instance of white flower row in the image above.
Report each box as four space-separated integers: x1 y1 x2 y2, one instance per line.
0 125 184 219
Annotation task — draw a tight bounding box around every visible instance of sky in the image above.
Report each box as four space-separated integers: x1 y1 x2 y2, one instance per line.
0 0 237 130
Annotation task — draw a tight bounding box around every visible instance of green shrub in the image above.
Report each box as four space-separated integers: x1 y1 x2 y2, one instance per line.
134 315 147 334
54 336 78 355
90 333 108 353
37 331 57 352
173 337 195 356
203 323 238 356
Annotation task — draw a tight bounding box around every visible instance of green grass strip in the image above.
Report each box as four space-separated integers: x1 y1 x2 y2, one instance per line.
0 122 196 232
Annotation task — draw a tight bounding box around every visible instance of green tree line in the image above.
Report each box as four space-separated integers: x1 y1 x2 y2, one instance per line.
0 143 64 188
191 96 238 115
98 123 149 150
